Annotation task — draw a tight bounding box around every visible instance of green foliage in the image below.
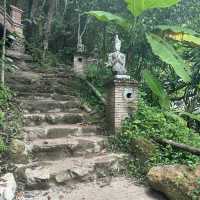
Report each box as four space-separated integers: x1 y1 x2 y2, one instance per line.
113 100 200 174
0 85 22 155
26 42 59 68
0 112 5 129
143 70 170 109
87 1 198 113
157 25 199 36
77 64 112 110
0 85 12 106
125 0 181 16
157 25 200 46
191 178 200 200
0 137 7 154
86 11 130 29
146 33 191 83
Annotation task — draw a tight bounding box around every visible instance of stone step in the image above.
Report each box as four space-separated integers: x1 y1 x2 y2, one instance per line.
23 125 99 141
40 73 74 79
17 93 77 101
9 84 75 94
16 153 123 189
21 177 167 200
23 113 85 126
20 100 81 113
7 71 73 83
29 136 106 161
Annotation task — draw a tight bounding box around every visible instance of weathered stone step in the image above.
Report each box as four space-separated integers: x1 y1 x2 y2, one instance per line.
23 113 85 126
29 136 106 161
21 177 167 200
24 124 99 141
17 154 123 189
40 73 74 79
20 100 81 113
17 93 77 101
9 84 75 94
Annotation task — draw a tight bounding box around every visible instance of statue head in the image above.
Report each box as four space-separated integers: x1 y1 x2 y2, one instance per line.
114 35 121 51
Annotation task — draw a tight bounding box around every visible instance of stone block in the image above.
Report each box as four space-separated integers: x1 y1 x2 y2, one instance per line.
0 173 17 200
10 5 23 36
74 54 88 76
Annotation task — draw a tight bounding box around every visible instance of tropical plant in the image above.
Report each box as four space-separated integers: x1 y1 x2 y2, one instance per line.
115 100 200 168
87 0 200 112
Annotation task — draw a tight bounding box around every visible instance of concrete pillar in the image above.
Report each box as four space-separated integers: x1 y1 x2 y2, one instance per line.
73 54 87 76
9 5 24 53
10 5 23 37
106 78 138 134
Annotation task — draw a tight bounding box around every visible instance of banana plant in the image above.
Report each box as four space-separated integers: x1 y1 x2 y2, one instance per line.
86 0 200 109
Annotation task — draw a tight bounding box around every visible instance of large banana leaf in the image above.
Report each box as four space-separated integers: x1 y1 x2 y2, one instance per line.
146 33 191 83
143 70 170 109
124 0 144 16
86 11 130 29
157 25 200 46
124 0 180 17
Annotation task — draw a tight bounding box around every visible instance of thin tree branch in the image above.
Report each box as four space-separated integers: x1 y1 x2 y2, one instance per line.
1 0 7 85
155 137 200 156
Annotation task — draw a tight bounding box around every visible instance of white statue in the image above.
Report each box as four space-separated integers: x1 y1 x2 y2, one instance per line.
108 35 127 76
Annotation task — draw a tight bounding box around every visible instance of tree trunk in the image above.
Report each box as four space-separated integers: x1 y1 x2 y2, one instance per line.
42 0 55 60
155 138 200 156
1 0 7 85
30 0 40 20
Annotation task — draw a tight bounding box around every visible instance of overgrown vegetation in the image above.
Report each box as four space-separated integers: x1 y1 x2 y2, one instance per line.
0 85 22 155
110 98 200 179
0 1 199 196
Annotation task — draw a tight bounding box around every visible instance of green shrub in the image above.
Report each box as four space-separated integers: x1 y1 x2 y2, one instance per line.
77 64 112 110
0 137 7 154
113 100 200 172
0 85 22 155
0 85 12 106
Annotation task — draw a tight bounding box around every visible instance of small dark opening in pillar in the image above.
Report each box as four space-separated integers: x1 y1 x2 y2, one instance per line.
127 93 132 99
78 57 83 62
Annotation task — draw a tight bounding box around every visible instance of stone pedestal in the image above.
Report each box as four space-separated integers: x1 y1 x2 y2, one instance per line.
106 77 138 134
73 54 87 76
10 5 25 53
10 5 23 37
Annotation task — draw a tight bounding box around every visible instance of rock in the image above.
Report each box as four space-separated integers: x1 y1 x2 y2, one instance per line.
55 171 74 184
9 139 28 164
55 167 91 184
25 168 50 189
0 173 17 200
147 165 200 200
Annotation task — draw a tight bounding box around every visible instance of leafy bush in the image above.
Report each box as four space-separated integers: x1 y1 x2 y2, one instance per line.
77 64 112 110
86 64 112 92
0 85 12 106
0 85 22 155
113 100 200 173
0 137 7 154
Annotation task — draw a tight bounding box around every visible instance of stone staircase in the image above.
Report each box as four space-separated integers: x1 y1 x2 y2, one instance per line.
6 69 166 199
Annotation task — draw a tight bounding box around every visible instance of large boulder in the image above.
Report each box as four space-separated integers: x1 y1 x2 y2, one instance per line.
0 173 17 200
147 165 200 200
9 139 28 164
